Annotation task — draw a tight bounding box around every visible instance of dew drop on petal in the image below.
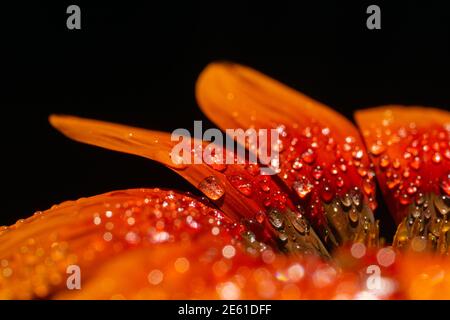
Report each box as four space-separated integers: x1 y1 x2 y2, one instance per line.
353 149 364 160
336 176 345 188
350 242 366 259
174 257 190 274
432 152 442 164
363 178 375 196
198 176 225 200
380 155 390 169
293 178 314 199
148 269 164 285
376 247 396 267
255 211 266 224
440 173 450 196
217 282 241 300
222 245 236 259
228 175 253 197
370 143 386 156
301 149 316 164
313 166 323 180
321 184 334 203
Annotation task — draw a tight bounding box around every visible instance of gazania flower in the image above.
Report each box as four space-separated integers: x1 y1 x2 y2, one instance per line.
0 62 449 300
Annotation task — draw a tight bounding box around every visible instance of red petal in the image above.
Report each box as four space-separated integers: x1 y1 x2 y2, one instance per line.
355 106 450 252
196 62 379 248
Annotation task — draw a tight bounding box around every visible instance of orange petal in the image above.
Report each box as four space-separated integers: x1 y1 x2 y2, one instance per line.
196 62 379 248
50 115 256 221
50 115 329 257
0 188 365 300
355 106 450 252
2 187 449 299
0 188 262 299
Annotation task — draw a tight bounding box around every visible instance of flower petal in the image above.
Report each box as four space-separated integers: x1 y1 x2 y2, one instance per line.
196 62 379 248
50 115 329 257
355 106 450 252
0 188 266 299
0 188 366 300
50 115 256 221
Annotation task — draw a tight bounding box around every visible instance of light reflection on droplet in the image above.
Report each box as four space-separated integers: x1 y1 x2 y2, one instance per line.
103 232 113 242
376 247 396 267
217 282 241 300
222 245 236 259
211 227 220 236
350 242 366 259
148 269 164 285
287 264 305 282
312 267 337 288
93 216 102 225
174 257 190 274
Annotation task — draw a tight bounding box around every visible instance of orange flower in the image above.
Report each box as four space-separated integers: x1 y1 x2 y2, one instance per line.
0 62 449 299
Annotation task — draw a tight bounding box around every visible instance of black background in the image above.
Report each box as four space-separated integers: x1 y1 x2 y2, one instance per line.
1 1 450 240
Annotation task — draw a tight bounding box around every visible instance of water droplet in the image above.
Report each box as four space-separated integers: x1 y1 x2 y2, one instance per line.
349 208 359 224
424 207 432 219
415 193 425 206
351 188 362 208
411 206 421 219
432 152 442 164
380 155 390 169
302 127 312 138
393 158 401 169
440 173 450 196
321 183 334 203
434 195 450 216
353 149 364 160
330 164 339 175
340 194 352 208
387 177 400 190
294 217 309 235
198 176 225 200
406 184 417 195
362 178 375 196
278 233 288 243
228 175 253 196
399 193 411 206
268 210 283 229
292 178 314 199
357 166 368 177
403 169 411 178
259 179 271 193
336 176 345 188
242 230 257 244
313 166 323 180
445 149 450 160
292 158 303 170
255 211 266 224
301 149 315 164
370 143 386 156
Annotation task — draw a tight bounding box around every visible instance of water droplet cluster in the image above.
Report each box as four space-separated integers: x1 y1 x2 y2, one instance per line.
361 110 450 221
274 122 377 227
0 189 256 299
394 193 450 253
